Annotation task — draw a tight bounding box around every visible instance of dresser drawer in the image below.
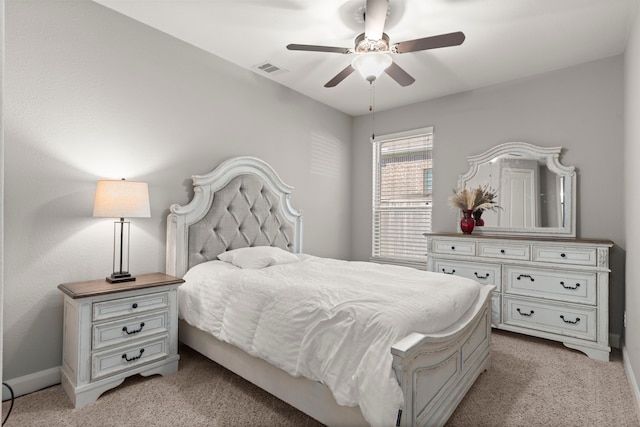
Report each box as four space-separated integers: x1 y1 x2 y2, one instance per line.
93 292 170 321
532 245 598 266
432 239 475 256
433 259 501 290
478 242 530 261
504 266 597 305
92 311 170 350
91 336 169 381
503 296 597 341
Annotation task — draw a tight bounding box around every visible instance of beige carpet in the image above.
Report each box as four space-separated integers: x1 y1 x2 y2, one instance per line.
447 331 639 427
3 330 639 427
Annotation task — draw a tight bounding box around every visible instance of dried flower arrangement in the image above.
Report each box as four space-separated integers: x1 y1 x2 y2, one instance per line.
449 186 501 212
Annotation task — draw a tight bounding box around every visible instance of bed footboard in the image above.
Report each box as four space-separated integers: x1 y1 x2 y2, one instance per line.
391 287 493 427
178 287 492 427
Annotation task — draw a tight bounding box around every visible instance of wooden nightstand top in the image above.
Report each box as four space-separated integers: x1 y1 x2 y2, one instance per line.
58 272 184 299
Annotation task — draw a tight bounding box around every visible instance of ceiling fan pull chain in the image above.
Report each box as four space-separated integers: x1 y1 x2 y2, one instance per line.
370 80 376 140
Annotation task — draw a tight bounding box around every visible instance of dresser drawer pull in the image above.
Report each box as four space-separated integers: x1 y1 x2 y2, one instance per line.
474 272 490 279
560 315 581 325
560 253 566 258
500 249 505 254
132 303 138 309
122 348 145 362
122 322 145 335
441 268 456 275
516 274 535 282
559 281 580 290
451 246 456 250
516 308 534 317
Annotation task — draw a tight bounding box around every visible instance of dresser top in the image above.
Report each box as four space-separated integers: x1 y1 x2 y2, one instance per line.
58 272 184 299
424 232 614 246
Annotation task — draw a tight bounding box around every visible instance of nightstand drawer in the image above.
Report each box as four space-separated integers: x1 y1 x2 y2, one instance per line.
503 296 596 341
532 245 597 266
92 311 170 350
504 266 596 305
432 239 475 256
93 292 170 321
91 336 169 381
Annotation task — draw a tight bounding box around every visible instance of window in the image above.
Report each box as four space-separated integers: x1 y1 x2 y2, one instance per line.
371 127 433 269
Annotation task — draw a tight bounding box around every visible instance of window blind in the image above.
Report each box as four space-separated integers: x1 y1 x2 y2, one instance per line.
371 128 433 269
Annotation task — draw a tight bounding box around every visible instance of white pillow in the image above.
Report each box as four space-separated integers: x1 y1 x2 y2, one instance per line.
217 246 299 269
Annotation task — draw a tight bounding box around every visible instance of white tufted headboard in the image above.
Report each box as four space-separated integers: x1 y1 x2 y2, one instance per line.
166 157 303 277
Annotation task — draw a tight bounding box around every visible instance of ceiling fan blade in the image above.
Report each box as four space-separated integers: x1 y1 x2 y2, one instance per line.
384 62 415 87
364 0 388 41
394 31 466 54
287 44 351 54
325 65 355 88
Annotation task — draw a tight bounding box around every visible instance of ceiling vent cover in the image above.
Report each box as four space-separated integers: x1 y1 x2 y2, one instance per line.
253 62 288 76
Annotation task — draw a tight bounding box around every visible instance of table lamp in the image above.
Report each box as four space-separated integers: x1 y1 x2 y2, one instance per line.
93 179 150 283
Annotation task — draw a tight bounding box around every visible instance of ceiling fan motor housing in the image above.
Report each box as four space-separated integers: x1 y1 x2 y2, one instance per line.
355 32 390 53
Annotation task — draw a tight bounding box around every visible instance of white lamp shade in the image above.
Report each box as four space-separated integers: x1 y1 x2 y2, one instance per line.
93 179 151 218
351 52 392 82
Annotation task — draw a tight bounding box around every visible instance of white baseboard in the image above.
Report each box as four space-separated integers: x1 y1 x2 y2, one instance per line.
622 343 640 420
2 366 61 401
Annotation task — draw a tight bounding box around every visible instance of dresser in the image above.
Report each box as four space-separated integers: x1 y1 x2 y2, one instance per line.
58 272 184 408
425 233 613 361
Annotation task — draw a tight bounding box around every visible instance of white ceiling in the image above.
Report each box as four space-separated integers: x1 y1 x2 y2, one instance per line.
94 0 636 116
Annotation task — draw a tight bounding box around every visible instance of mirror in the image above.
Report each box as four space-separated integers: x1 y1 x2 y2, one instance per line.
458 142 576 237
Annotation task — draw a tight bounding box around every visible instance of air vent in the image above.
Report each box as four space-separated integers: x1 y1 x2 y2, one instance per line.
252 62 288 76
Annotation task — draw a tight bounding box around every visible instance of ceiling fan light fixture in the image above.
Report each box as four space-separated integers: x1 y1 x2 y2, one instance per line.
351 52 392 82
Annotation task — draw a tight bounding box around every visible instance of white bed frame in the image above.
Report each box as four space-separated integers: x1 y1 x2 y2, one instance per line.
166 156 494 427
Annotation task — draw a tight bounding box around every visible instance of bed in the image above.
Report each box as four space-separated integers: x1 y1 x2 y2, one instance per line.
166 156 494 427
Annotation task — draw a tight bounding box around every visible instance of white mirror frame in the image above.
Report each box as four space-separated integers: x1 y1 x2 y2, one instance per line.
458 142 576 237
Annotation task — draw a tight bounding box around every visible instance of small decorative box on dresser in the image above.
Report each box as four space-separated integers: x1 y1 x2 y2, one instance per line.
58 272 184 408
425 233 613 361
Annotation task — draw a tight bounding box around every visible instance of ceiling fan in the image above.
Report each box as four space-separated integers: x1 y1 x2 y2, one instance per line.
286 0 465 87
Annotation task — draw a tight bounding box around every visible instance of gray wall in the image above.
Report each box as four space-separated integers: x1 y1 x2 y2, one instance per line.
1 0 5 412
3 0 352 381
351 56 626 341
624 1 640 403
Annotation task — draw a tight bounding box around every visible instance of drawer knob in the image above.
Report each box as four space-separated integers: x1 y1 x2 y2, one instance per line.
500 249 505 254
122 322 145 335
451 246 455 250
560 281 580 290
516 274 535 282
442 268 455 275
122 348 145 362
560 315 581 324
560 253 566 258
132 303 138 309
516 308 534 317
474 272 490 279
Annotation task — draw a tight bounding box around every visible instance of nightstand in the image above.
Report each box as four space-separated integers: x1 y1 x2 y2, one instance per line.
58 272 184 408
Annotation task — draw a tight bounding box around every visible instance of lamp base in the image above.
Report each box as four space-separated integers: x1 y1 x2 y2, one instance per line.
106 273 136 283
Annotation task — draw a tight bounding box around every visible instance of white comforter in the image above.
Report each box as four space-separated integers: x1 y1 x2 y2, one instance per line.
179 255 482 427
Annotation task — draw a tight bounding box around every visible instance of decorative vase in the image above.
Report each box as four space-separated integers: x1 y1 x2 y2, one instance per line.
460 209 475 234
473 209 485 226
